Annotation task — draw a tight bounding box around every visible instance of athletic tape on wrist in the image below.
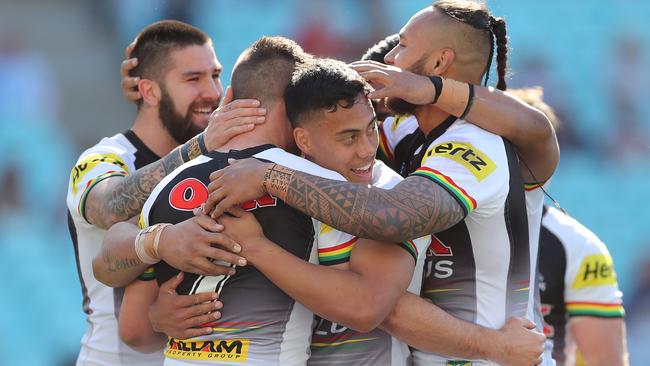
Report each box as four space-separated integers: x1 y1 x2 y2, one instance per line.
152 223 172 259
134 226 161 264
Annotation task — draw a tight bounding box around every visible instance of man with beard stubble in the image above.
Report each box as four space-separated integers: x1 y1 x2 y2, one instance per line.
66 20 263 365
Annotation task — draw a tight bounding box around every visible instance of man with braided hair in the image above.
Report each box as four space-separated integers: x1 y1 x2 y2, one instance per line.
206 1 558 365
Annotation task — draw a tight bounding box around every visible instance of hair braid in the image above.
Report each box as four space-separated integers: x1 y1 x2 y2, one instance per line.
490 16 508 90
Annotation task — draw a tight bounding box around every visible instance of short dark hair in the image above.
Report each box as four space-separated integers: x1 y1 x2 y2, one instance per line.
231 36 310 108
285 58 371 128
129 20 210 106
361 34 399 63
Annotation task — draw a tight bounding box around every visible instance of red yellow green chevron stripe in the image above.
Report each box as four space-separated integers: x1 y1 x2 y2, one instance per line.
410 167 477 215
399 240 418 262
318 237 358 265
138 266 156 281
78 170 128 221
566 302 625 317
378 126 394 162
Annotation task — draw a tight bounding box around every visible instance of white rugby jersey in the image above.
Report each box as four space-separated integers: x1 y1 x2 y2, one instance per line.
377 115 538 366
308 161 431 366
66 130 164 366
539 206 624 366
140 146 356 366
378 114 424 177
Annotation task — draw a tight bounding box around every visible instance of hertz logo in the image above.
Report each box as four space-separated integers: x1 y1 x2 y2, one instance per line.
422 142 496 181
572 254 617 289
165 338 249 362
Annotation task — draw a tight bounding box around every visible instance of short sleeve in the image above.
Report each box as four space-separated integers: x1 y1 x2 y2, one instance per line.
565 239 625 318
378 114 418 163
68 148 130 222
399 235 432 264
409 131 509 217
314 220 357 266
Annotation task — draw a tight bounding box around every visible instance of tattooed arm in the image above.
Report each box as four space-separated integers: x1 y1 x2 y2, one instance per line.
84 142 194 230
94 211 244 288
207 161 464 242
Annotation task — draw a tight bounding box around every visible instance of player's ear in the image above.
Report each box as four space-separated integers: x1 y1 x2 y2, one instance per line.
138 79 162 107
293 127 312 156
430 48 455 76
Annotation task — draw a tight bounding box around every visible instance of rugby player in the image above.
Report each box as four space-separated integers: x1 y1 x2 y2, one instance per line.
107 52 546 366
204 2 558 365
67 20 258 365
111 36 376 365
510 88 628 366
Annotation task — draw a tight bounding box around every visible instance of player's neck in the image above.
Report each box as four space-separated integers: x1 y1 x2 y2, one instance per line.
218 108 290 152
414 105 453 136
131 111 179 157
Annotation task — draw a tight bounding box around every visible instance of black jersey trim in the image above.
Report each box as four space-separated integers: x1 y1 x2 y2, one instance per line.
68 210 91 316
502 138 531 318
124 129 161 168
539 223 567 362
205 144 277 160
405 115 457 176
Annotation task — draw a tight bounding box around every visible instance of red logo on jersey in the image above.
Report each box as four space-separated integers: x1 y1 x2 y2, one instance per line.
428 235 453 257
240 195 278 211
169 178 209 211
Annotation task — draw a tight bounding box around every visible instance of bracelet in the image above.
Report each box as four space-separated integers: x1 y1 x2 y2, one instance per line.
434 78 472 117
428 76 443 104
198 133 208 154
134 226 160 264
459 83 475 120
152 223 172 259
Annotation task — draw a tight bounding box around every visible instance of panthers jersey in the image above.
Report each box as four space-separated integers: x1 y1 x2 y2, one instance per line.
378 114 424 177
66 130 163 366
141 145 352 366
539 206 624 365
308 161 431 366
400 117 535 366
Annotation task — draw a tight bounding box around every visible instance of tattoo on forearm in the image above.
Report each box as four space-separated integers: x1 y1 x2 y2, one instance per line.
263 164 293 197
186 135 203 160
284 173 465 242
86 149 184 228
102 247 143 274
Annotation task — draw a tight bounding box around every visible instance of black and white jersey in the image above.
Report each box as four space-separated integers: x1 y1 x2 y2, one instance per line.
66 130 164 365
308 161 431 366
378 114 425 177
539 206 624 365
380 116 538 365
141 145 351 366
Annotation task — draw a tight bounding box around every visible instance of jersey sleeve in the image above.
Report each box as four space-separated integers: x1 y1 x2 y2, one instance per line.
314 220 358 266
409 127 509 218
564 236 625 318
68 146 131 222
378 114 419 164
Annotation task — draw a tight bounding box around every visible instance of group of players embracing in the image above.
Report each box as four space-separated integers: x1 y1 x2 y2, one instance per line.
67 1 627 365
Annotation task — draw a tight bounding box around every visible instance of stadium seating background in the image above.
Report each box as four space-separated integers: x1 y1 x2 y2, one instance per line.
0 0 648 364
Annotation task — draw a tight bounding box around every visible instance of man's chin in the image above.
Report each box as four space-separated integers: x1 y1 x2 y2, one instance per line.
387 97 418 116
